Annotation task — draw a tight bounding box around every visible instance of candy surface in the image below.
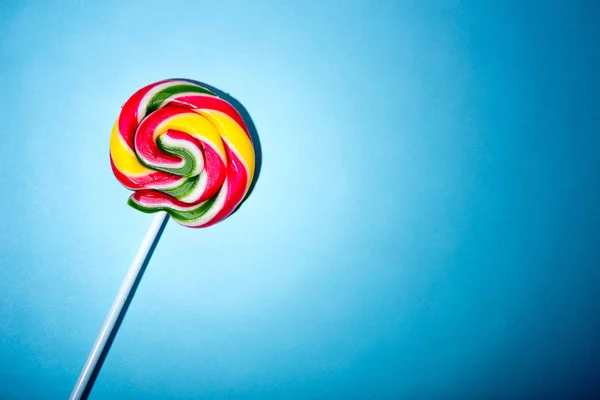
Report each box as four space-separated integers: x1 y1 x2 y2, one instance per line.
110 79 255 228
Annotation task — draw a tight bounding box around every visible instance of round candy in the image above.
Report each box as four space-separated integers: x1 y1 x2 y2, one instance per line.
109 79 256 228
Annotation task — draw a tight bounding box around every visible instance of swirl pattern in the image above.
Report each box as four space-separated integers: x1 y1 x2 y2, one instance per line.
109 79 256 228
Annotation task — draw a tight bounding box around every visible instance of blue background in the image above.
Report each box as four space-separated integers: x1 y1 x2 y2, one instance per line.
1 1 599 399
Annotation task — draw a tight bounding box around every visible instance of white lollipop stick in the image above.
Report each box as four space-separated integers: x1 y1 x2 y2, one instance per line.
70 211 170 400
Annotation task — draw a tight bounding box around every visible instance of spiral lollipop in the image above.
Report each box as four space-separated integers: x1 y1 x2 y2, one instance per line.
70 80 258 400
109 79 255 228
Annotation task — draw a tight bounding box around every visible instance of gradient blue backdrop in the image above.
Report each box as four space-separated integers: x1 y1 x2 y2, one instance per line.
1 1 599 399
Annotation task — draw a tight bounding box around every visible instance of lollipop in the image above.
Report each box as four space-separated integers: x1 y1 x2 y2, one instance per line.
70 79 257 400
109 79 255 227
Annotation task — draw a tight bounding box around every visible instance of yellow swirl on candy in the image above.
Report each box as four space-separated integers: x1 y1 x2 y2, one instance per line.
109 79 255 228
